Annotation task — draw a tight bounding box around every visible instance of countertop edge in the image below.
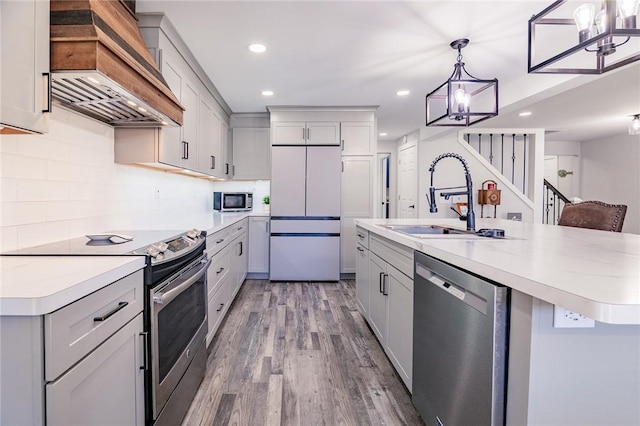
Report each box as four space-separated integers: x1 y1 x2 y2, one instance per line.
0 257 146 316
355 219 640 325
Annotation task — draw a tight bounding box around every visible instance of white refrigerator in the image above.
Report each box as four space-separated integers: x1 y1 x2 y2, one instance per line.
270 145 341 281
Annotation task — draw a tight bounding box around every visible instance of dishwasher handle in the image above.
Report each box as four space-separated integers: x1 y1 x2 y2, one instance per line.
416 263 488 315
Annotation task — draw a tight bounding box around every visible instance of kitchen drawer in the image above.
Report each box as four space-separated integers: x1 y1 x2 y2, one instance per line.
208 243 231 297
207 276 230 345
229 219 247 238
206 226 234 255
370 234 413 279
356 226 369 249
44 270 144 381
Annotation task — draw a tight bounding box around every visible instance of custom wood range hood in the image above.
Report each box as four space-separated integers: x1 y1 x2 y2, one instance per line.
50 0 183 127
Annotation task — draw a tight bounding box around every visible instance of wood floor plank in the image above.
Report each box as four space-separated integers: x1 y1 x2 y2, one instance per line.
182 280 424 426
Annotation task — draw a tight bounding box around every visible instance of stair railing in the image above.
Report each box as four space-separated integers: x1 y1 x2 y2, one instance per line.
543 178 571 225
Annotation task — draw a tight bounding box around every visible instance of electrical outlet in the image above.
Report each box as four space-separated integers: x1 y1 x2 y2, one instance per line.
450 195 465 204
553 305 595 328
154 188 160 199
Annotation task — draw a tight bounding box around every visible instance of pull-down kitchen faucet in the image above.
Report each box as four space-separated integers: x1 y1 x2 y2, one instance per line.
426 152 476 231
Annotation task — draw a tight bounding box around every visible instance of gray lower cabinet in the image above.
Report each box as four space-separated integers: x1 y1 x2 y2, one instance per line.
205 218 248 346
248 216 270 274
359 232 414 391
0 269 145 425
355 227 370 315
46 314 145 425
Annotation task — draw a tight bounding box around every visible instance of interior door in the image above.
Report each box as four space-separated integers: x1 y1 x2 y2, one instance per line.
271 146 306 216
398 144 417 218
306 146 341 216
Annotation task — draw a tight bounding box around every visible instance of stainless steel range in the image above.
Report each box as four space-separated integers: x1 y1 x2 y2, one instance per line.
5 229 209 426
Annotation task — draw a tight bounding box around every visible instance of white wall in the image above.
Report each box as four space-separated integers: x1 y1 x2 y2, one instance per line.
0 108 239 251
580 133 640 234
417 133 535 223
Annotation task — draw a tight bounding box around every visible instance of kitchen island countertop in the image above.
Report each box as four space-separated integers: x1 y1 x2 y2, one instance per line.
0 255 146 316
355 218 640 325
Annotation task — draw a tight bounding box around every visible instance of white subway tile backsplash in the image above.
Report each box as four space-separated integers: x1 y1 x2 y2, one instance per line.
1 201 47 226
0 178 18 202
17 220 70 249
1 110 271 249
1 153 48 180
18 179 69 201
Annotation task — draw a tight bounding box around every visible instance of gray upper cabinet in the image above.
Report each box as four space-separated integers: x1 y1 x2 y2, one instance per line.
272 121 340 145
0 0 50 134
231 128 270 180
115 14 231 178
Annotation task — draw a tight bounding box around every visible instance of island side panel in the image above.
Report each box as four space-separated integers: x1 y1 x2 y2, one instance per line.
0 316 45 425
514 297 640 425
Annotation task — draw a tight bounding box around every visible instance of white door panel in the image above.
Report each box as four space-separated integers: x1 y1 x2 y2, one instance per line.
271 147 306 216
398 145 417 218
306 147 341 217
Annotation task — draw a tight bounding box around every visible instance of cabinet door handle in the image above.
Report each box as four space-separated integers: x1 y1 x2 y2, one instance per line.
225 163 229 175
217 267 225 274
357 246 364 252
139 331 149 371
42 72 52 113
216 303 225 312
94 301 128 322
266 221 270 234
409 205 415 209
379 272 384 294
211 155 215 170
216 238 225 244
185 141 189 159
382 273 389 296
341 139 344 151
307 128 310 140
238 241 243 256
181 141 188 159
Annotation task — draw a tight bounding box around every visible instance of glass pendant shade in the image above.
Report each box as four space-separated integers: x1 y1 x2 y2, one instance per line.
618 0 640 18
574 3 596 32
630 115 640 135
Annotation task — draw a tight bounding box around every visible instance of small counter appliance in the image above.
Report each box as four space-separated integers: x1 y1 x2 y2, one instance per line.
213 192 253 212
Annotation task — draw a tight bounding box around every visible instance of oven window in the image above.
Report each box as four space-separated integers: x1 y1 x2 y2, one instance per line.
224 194 244 208
157 278 206 382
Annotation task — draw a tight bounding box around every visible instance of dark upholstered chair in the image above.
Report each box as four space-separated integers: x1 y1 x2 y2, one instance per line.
558 201 627 232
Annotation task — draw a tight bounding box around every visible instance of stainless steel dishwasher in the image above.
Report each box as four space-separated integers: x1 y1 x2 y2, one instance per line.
413 251 509 426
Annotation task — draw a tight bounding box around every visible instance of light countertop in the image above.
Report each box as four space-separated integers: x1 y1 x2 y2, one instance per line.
0 212 267 316
354 218 640 325
0 256 146 316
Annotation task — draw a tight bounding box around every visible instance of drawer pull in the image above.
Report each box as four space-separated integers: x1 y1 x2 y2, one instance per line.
216 303 225 312
216 238 225 244
94 301 128 322
217 267 225 274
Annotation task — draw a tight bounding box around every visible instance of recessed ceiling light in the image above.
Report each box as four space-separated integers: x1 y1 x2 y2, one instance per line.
126 100 137 107
379 132 388 136
519 111 532 117
138 107 147 113
248 43 267 53
261 90 274 96
396 90 410 96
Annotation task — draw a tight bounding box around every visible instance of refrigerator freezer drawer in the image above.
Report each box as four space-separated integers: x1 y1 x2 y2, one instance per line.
270 236 340 281
270 219 340 234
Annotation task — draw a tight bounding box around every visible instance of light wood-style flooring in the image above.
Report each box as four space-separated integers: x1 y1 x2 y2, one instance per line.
183 279 424 426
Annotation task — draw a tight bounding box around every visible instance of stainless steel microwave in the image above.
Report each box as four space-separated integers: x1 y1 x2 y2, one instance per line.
213 192 253 212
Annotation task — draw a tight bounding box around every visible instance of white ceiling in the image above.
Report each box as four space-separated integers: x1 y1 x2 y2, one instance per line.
136 0 640 143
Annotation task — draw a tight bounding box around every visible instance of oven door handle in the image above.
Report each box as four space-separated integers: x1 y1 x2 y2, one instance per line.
153 258 211 305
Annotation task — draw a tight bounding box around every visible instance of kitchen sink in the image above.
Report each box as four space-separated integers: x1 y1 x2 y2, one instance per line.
380 224 506 239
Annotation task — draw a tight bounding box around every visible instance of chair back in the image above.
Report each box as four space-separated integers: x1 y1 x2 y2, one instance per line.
558 201 627 232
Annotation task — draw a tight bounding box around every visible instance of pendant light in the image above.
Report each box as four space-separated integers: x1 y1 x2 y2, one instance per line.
529 0 640 74
425 39 499 127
